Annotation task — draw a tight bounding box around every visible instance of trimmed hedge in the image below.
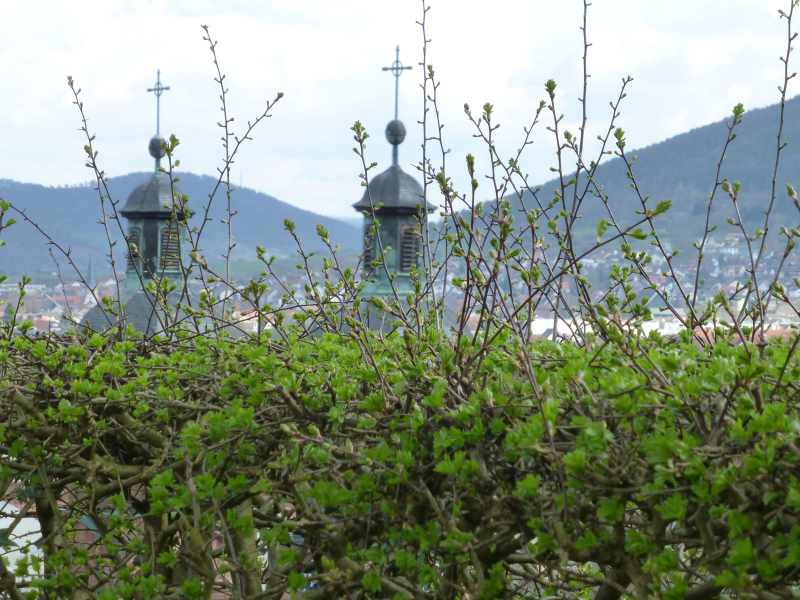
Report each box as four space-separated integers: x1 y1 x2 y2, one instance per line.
2 323 800 599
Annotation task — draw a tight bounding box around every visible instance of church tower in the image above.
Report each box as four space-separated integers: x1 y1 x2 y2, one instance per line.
121 69 190 293
79 70 196 336
79 141 193 334
354 47 433 296
120 145 190 293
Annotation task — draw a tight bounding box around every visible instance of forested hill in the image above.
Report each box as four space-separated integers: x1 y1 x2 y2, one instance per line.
517 94 800 251
0 172 360 276
5 96 800 278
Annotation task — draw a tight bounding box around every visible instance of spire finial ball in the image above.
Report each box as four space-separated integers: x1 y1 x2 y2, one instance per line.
149 134 167 159
385 120 405 146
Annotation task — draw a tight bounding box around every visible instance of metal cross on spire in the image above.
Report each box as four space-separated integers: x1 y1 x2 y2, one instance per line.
147 69 170 135
382 46 411 121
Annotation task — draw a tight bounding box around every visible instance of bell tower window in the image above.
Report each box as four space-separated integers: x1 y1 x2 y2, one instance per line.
126 227 141 271
160 225 181 271
363 225 376 268
400 225 419 272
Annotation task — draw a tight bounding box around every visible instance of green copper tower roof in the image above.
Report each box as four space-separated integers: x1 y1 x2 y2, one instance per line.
119 172 190 220
353 165 432 215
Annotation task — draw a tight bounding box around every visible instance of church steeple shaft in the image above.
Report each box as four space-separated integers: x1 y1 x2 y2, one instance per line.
353 47 433 296
120 172 191 293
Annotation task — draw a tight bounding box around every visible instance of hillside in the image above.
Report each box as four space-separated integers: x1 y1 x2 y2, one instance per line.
0 172 360 277
515 95 800 252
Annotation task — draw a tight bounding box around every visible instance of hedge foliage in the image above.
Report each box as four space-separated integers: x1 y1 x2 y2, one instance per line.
2 323 800 599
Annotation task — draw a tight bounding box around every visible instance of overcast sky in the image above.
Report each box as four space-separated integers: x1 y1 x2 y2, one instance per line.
1 0 796 218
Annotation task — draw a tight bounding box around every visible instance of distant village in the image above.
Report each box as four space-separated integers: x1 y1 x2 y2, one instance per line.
3 226 799 341
0 274 299 336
